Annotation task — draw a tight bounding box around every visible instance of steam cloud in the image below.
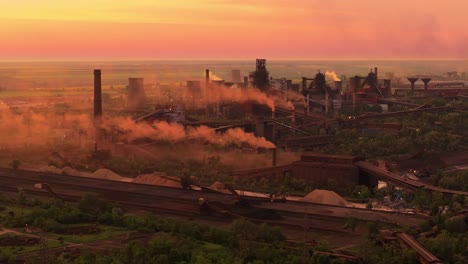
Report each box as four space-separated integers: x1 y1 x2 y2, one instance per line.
325 71 341 82
186 82 277 112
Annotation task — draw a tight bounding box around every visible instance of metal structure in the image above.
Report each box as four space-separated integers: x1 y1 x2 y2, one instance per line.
251 59 270 91
301 71 333 100
360 68 384 97
421 78 432 90
356 161 468 195
408 78 419 93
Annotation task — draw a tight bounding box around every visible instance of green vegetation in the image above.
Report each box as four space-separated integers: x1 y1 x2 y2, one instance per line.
358 241 418 264
0 193 359 263
320 110 468 162
431 171 468 192
0 234 62 258
421 231 467 264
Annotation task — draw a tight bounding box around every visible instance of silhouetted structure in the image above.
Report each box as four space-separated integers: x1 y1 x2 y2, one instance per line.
205 69 210 85
360 68 384 97
252 59 270 91
408 78 418 93
93 69 102 119
302 71 333 99
421 78 431 90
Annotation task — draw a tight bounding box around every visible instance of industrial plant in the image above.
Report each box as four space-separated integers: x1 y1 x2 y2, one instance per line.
0 59 467 263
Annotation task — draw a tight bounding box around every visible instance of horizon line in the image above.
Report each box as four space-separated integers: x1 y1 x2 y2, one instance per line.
1 58 467 63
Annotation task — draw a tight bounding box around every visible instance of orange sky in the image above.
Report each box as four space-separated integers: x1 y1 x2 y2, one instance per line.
1 0 467 60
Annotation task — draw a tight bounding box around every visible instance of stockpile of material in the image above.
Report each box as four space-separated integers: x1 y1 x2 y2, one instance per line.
38 166 131 182
91 169 129 181
208 181 232 194
300 189 348 206
38 165 63 174
132 173 182 188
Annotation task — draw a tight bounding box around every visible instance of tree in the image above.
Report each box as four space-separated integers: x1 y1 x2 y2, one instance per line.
231 219 258 241
445 216 467 233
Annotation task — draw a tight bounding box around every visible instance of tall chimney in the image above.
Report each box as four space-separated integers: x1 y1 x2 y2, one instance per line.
94 69 102 119
374 67 378 79
421 78 431 90
243 76 248 87
205 69 210 85
408 78 418 93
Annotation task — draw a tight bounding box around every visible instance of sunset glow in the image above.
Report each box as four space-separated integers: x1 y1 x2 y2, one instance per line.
1 0 467 60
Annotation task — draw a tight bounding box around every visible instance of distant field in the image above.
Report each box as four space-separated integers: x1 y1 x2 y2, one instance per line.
0 86 125 98
0 60 466 91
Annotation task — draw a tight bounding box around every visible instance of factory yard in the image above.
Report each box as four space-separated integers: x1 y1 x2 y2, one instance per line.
0 60 467 263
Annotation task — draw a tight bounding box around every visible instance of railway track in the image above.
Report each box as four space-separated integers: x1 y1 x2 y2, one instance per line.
0 168 427 228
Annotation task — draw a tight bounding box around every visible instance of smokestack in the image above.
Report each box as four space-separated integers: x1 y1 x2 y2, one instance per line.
408 78 418 93
243 76 248 87
94 69 102 119
421 78 431 90
374 67 378 79
272 148 277 167
205 69 210 85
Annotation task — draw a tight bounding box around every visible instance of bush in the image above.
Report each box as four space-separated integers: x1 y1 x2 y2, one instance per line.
445 216 467 233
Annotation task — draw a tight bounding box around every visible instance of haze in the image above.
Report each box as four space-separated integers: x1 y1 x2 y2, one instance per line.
1 0 467 61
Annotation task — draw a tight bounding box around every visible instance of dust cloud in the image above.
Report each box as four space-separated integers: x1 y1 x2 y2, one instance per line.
0 106 93 148
104 117 275 149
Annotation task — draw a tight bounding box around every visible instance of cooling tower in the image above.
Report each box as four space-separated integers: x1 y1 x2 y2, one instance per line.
127 78 145 108
232 70 242 83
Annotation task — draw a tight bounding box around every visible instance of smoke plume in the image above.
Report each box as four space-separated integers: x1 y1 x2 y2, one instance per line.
103 117 275 149
325 71 341 82
201 83 276 112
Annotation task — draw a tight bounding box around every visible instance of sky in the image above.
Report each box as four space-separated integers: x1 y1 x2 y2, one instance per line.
1 0 467 61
